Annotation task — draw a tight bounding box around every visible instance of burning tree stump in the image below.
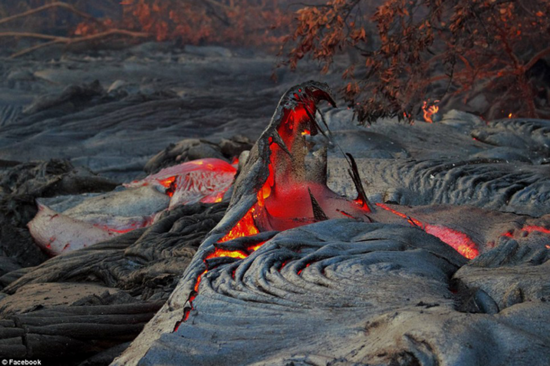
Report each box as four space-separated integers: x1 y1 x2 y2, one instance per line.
114 82 550 365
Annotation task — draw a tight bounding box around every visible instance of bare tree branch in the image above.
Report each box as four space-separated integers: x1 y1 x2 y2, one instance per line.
9 40 63 58
6 29 150 58
0 2 102 27
0 32 71 41
524 47 550 71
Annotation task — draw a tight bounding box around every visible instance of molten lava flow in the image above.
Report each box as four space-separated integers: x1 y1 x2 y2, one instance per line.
376 203 424 228
376 203 479 259
354 197 370 210
501 225 550 238
194 269 208 292
422 100 440 123
423 225 479 259
297 263 311 275
156 175 178 197
218 208 260 243
205 249 247 260
175 83 376 331
248 242 265 252
125 158 237 205
174 268 208 332
158 176 175 186
522 225 550 234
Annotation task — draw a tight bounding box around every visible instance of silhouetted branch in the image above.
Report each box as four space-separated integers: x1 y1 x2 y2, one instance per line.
5 29 149 58
0 2 101 26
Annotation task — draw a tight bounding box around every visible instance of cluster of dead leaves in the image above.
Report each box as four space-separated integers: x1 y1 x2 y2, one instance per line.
74 0 292 47
281 0 550 122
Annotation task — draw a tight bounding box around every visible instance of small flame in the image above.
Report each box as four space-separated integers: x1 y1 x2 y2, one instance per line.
422 100 440 123
508 113 513 118
301 129 311 136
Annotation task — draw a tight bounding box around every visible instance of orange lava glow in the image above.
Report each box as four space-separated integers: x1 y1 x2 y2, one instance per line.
501 225 550 238
194 269 208 292
354 197 370 211
218 208 260 243
522 225 550 234
422 100 439 123
205 248 247 260
376 203 423 228
376 203 479 259
248 241 265 252
424 225 479 259
158 176 177 197
297 263 311 275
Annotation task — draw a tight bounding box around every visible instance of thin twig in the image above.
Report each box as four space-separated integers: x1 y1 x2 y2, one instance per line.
7 29 150 58
524 46 550 71
9 40 63 58
0 2 101 26
68 29 149 44
0 32 71 41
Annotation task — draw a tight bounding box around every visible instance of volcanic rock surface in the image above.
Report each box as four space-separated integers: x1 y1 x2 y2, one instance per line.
0 46 549 365
114 83 550 365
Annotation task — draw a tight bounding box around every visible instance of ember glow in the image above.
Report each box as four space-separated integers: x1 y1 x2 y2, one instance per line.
502 225 550 238
205 249 247 260
125 158 236 207
218 208 260 243
376 203 479 259
175 84 378 332
422 100 440 123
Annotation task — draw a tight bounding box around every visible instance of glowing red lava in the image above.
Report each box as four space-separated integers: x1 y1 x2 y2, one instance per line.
158 176 176 197
126 158 237 205
502 225 550 238
376 203 479 259
205 249 247 260
218 208 260 243
175 85 373 332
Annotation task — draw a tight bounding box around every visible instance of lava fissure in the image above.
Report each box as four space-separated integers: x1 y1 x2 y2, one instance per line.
376 203 479 259
175 82 411 332
502 225 550 238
